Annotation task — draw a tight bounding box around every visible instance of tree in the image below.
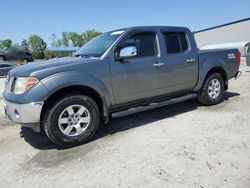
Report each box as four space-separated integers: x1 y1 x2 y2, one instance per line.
21 39 29 51
0 39 12 50
56 39 63 47
28 35 47 52
68 32 84 47
82 30 101 43
28 35 47 59
10 43 21 50
62 32 70 47
49 33 57 47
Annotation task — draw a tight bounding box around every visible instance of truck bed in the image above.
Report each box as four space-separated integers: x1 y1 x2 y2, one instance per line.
198 48 240 79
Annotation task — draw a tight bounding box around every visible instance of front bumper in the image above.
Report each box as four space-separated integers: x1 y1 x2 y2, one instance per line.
4 99 43 124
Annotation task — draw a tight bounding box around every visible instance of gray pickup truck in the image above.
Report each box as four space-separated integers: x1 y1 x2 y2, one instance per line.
3 26 241 147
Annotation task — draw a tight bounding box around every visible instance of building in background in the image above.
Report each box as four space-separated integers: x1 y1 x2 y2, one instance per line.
194 18 250 55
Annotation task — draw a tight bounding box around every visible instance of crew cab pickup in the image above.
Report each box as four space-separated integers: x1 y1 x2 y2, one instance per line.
3 26 241 147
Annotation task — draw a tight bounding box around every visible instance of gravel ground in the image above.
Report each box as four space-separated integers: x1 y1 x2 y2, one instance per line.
0 63 249 188
0 78 5 99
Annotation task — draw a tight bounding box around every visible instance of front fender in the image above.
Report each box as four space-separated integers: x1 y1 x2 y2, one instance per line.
41 71 114 108
194 58 226 91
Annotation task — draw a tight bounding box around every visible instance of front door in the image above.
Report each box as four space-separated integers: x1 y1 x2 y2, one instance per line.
110 32 166 105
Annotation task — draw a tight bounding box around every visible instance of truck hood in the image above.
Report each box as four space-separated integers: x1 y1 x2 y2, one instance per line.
9 56 100 78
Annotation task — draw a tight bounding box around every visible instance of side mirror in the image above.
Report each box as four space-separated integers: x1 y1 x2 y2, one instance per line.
119 46 137 59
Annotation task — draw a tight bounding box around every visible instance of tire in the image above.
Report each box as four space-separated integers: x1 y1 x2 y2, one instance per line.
197 73 225 106
23 59 28 64
0 56 5 61
43 94 100 147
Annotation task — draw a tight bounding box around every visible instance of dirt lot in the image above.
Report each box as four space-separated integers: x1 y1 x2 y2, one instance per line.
0 63 250 188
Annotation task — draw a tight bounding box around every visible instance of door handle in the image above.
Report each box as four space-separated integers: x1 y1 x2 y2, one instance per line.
186 58 196 63
153 62 165 67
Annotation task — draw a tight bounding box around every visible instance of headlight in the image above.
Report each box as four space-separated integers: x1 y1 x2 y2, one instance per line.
13 77 39 94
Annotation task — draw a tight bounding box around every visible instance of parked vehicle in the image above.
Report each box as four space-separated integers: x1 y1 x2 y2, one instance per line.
0 62 16 77
0 50 33 63
3 26 241 147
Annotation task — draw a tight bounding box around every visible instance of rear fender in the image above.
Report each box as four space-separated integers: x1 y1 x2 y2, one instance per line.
194 58 226 91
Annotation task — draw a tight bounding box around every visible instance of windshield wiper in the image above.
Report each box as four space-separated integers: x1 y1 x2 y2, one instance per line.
74 54 100 59
74 54 89 58
74 54 99 59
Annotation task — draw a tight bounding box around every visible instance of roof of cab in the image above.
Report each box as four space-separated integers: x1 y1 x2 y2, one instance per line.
110 26 190 32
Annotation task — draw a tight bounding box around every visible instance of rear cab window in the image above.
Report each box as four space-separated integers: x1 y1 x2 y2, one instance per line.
163 32 189 54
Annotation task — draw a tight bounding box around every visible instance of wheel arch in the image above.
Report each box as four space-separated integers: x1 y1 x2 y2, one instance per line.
40 85 110 125
203 66 228 90
0 55 5 60
194 58 228 92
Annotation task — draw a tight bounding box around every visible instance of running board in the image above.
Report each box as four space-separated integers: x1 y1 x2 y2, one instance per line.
111 93 197 119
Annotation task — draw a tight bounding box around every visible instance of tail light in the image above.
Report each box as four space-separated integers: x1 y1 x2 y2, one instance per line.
237 51 241 65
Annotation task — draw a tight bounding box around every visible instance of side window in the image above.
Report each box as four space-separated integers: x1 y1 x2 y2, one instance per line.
123 33 157 57
164 33 181 54
179 33 188 52
163 32 188 54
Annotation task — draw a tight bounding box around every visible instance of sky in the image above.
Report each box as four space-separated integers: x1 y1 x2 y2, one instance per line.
1 0 250 46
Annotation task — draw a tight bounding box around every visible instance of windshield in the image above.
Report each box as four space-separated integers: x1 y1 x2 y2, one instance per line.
74 30 125 58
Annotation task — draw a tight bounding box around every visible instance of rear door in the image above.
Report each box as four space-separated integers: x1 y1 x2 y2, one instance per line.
162 31 198 94
110 31 166 105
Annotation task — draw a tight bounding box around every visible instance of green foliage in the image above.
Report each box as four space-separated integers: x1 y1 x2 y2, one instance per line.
21 39 30 51
68 32 84 47
54 30 101 48
0 29 102 59
82 30 102 43
28 35 47 52
32 51 45 59
44 49 72 60
49 33 57 47
62 32 70 47
0 39 12 50
28 35 47 59
56 39 63 47
44 49 55 59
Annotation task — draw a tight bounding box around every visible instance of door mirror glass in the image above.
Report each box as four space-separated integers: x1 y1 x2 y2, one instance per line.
119 46 137 59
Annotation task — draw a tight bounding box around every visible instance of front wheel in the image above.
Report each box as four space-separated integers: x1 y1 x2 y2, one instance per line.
0 56 4 61
43 94 100 147
197 73 225 105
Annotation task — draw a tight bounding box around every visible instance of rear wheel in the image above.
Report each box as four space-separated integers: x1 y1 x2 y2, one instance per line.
43 94 100 147
197 73 225 105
